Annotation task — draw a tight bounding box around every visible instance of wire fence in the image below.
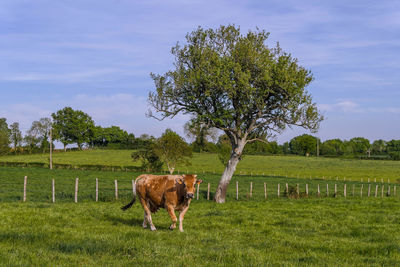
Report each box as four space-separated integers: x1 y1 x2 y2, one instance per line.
1 174 398 203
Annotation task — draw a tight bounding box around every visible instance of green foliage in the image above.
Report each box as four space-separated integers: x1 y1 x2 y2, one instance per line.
0 118 10 155
289 134 318 156
389 151 400 160
184 119 217 153
9 122 22 154
153 129 192 174
91 126 129 148
349 137 370 155
52 107 95 150
131 148 163 172
321 139 344 156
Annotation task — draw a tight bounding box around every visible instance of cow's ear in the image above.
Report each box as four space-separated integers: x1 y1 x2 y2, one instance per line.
196 179 203 184
176 177 184 184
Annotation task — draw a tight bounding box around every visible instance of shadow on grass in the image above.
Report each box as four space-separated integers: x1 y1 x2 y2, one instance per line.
103 214 173 231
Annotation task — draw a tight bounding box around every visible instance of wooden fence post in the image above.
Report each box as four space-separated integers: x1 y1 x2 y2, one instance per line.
394 186 396 196
207 183 210 200
368 184 371 197
326 184 329 197
344 184 346 197
368 178 370 183
132 179 135 196
375 185 378 197
306 184 309 196
264 183 267 199
95 178 99 202
277 184 280 198
360 184 363 197
75 178 79 203
317 184 320 197
115 180 118 200
334 184 337 197
286 183 289 194
52 179 55 203
388 186 391 197
381 185 384 198
23 176 27 202
296 184 299 196
236 181 239 200
250 182 253 198
196 183 199 200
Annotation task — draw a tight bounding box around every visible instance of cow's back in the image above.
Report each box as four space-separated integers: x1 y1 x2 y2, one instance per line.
136 175 179 211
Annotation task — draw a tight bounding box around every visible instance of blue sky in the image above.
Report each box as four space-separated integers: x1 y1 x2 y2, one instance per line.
1 0 399 143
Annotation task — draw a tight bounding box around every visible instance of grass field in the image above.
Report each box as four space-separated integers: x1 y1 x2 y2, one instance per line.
1 150 400 181
1 150 400 266
1 199 400 266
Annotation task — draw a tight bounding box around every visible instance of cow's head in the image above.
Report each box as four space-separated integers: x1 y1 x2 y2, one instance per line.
176 174 203 199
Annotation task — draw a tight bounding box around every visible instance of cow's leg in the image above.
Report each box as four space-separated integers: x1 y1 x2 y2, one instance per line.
166 204 177 230
140 198 156 231
178 205 190 232
142 211 148 228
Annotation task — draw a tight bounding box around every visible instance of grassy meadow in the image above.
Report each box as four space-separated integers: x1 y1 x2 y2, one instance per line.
1 150 400 266
1 199 400 266
1 149 400 181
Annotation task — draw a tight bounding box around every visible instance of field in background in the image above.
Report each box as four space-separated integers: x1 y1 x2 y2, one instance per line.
1 150 400 181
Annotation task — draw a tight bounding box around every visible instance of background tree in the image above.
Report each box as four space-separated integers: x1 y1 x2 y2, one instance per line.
0 118 10 155
52 107 95 150
289 134 318 156
320 139 344 156
148 25 322 202
10 122 22 154
371 139 387 155
349 137 370 156
184 118 218 152
153 129 192 174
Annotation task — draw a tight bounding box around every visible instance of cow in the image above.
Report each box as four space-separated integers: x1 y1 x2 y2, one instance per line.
121 174 203 232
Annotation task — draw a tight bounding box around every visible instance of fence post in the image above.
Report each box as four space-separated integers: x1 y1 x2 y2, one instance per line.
344 184 346 197
250 182 253 198
381 185 384 198
306 184 309 196
207 183 210 200
196 183 200 200
277 184 280 198
317 184 320 197
115 180 118 200
368 184 371 197
296 184 299 196
132 179 136 196
375 185 378 197
52 179 55 203
326 184 329 197
388 186 391 197
23 176 27 202
285 183 289 195
95 178 98 202
75 178 79 203
264 183 267 199
360 184 363 197
236 181 239 200
394 186 396 196
334 184 337 197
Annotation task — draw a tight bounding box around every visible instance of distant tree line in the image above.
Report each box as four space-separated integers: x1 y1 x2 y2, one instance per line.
0 108 399 161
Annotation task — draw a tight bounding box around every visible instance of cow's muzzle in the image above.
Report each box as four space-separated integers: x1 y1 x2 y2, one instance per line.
186 193 194 199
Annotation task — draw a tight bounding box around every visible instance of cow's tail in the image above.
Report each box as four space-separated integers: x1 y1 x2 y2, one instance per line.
121 176 143 211
121 196 136 211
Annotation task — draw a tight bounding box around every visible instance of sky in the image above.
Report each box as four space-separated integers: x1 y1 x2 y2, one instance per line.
1 0 399 144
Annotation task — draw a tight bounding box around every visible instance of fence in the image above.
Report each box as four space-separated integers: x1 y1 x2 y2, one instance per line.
4 175 399 203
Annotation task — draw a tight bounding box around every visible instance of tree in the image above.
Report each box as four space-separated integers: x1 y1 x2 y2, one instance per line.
320 139 344 156
52 107 95 150
148 25 322 203
184 118 218 152
289 134 318 156
349 137 370 155
10 122 22 154
0 118 10 155
153 129 192 174
371 139 386 155
25 118 53 154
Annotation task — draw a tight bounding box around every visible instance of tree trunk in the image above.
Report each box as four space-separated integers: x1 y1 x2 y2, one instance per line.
63 144 67 152
214 138 245 203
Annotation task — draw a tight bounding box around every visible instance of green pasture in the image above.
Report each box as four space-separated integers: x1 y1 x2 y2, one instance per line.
1 199 400 266
1 150 400 181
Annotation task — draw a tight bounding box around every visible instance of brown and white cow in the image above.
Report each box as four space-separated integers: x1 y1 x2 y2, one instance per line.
121 174 202 232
